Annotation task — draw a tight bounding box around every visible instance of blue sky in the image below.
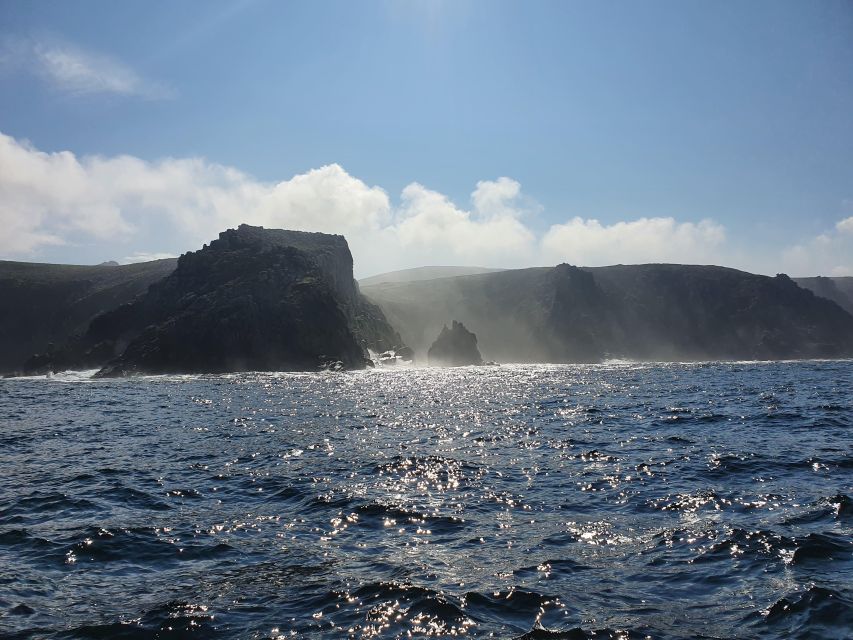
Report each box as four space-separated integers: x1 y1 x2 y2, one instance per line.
1 0 852 276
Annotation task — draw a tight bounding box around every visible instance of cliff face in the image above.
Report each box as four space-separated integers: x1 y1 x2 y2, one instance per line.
361 264 853 363
0 258 178 374
541 264 618 362
794 276 853 315
203 226 402 353
590 266 853 360
19 225 405 375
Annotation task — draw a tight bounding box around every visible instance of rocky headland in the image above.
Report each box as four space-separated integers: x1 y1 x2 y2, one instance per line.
15 225 405 376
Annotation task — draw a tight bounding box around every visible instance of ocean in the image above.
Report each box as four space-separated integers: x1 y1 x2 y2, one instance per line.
0 361 851 639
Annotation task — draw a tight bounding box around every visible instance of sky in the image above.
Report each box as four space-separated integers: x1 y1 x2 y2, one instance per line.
1 0 852 278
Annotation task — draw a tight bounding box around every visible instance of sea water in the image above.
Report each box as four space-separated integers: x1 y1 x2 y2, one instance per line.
0 361 851 639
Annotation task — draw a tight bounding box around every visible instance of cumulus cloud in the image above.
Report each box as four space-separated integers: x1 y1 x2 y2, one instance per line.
0 133 135 252
781 224 853 277
388 180 536 267
0 131 540 274
1 36 171 99
0 131 389 260
1 129 796 278
541 217 726 266
471 177 524 218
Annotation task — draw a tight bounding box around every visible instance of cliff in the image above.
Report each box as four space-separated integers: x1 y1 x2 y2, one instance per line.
17 225 405 376
9 242 853 373
361 264 853 363
0 258 177 374
794 276 853 315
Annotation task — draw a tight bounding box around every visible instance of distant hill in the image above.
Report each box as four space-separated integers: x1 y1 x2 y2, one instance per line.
794 277 853 315
361 264 853 363
0 258 178 373
359 266 504 287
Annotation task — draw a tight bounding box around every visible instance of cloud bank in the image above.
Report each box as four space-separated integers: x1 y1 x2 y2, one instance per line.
542 217 726 267
0 131 850 277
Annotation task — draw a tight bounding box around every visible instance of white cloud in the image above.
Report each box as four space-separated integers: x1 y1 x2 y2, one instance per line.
781 223 853 277
0 131 391 264
387 180 536 267
16 130 843 279
0 131 542 274
541 217 726 267
1 36 171 99
471 177 523 218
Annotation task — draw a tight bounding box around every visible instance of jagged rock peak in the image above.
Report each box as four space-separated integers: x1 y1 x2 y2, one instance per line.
428 320 483 367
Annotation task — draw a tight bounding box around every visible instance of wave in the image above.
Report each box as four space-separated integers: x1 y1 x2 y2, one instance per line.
690 528 851 566
319 581 475 637
750 586 853 637
60 600 217 639
0 491 100 526
514 626 650 639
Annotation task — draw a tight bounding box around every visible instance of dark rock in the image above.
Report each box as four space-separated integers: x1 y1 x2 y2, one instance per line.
794 276 853 315
396 345 415 361
0 257 178 374
19 225 405 376
428 320 483 366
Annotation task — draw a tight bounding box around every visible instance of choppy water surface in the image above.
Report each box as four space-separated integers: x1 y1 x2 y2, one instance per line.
0 361 851 639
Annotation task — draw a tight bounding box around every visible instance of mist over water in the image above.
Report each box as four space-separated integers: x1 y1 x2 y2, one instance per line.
1 361 851 639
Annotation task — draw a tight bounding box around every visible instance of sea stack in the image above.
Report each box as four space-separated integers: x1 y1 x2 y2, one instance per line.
427 320 483 366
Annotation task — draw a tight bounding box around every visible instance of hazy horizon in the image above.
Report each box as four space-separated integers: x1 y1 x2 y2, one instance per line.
4 242 853 282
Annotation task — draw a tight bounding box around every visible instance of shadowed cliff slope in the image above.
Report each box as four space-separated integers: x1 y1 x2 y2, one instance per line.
0 258 178 373
794 277 853 315
362 264 853 363
17 225 404 375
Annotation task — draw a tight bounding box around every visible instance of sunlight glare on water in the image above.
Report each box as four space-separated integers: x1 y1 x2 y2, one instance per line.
0 361 851 639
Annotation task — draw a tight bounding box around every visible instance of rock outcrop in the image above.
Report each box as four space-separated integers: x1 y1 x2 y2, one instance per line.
19 225 406 376
427 321 483 366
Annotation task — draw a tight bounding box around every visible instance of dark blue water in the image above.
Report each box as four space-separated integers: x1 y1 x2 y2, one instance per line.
1 361 851 639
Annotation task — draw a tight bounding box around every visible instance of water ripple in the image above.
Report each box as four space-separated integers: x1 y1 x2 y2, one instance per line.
0 361 851 638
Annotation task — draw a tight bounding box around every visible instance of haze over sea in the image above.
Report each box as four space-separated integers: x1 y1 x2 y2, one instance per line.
1 360 851 639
